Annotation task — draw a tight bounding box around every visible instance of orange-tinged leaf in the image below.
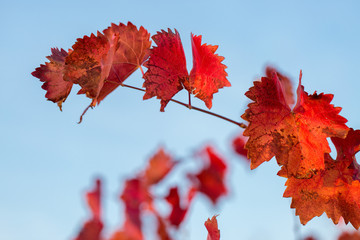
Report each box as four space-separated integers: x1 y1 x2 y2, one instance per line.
242 72 348 178
189 146 227 204
156 215 173 240
338 231 360 240
185 34 230 109
98 22 151 103
205 215 220 240
143 29 188 111
32 48 72 111
143 148 175 186
64 32 111 103
283 129 360 228
110 220 143 240
86 179 102 219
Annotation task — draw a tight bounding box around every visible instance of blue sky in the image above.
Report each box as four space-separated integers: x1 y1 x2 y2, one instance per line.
1 0 360 239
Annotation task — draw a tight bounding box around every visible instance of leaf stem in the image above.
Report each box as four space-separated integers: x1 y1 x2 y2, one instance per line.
121 83 247 128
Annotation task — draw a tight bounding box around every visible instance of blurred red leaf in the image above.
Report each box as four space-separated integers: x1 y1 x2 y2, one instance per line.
338 231 360 240
205 215 220 240
165 187 191 227
143 148 175 186
74 179 103 240
189 146 227 204
232 134 249 161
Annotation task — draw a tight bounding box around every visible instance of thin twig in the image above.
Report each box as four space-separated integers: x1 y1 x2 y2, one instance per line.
121 83 247 128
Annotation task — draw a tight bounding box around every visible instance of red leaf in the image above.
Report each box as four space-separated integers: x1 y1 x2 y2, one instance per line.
64 32 111 104
120 178 149 229
86 179 102 219
338 231 360 240
232 134 249 161
283 129 360 228
265 66 295 106
156 215 173 240
165 187 192 227
143 29 188 111
32 48 72 111
109 220 143 240
242 71 349 178
189 146 227 204
74 179 103 240
143 148 175 186
205 215 220 240
185 34 230 109
98 22 151 103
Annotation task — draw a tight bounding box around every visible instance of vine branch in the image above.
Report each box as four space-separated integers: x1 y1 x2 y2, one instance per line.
121 83 247 128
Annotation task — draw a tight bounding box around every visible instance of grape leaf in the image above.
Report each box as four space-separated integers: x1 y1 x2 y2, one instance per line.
265 66 295 106
242 71 348 178
185 34 230 109
188 146 227 204
74 179 103 240
64 32 111 105
31 48 72 111
283 129 360 228
143 29 188 111
143 30 229 111
98 22 151 103
205 215 220 240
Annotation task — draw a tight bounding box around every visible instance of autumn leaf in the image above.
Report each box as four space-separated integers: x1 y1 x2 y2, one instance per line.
74 179 103 240
156 215 173 240
109 220 143 240
120 178 150 229
283 128 360 228
32 48 72 111
184 34 230 109
265 66 295 106
232 134 249 161
338 231 360 240
64 32 111 104
98 22 151 103
242 71 348 178
143 30 229 111
142 148 175 186
205 215 220 240
188 146 227 204
165 186 195 227
143 29 188 111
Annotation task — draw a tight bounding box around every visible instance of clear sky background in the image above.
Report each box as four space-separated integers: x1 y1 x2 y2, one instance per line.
1 1 360 240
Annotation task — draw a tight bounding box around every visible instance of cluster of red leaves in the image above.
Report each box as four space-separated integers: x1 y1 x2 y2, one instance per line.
32 22 230 121
241 67 360 228
74 146 226 240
